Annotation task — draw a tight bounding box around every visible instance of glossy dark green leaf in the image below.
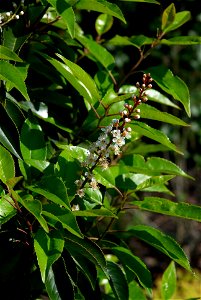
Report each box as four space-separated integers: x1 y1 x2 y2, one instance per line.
46 0 76 38
161 3 176 31
112 247 152 289
20 115 47 161
147 66 190 116
0 196 17 225
133 197 201 222
161 261 176 300
19 196 49 232
77 35 115 71
34 229 64 282
140 104 188 126
0 46 23 62
26 175 70 209
163 11 191 34
161 36 201 45
72 255 97 290
47 54 100 105
127 225 191 271
64 231 107 273
4 98 25 131
130 121 182 153
0 145 15 184
106 261 129 300
0 61 29 100
76 0 126 23
42 203 82 237
45 267 62 300
95 14 113 36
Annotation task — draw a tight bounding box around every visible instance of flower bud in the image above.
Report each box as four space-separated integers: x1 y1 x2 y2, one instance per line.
134 114 140 120
148 84 152 89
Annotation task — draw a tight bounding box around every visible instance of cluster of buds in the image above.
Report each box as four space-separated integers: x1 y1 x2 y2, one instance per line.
75 73 153 198
0 1 25 25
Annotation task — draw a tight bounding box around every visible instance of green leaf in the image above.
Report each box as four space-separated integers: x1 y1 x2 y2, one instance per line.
46 0 76 38
0 196 17 225
146 89 180 109
0 46 23 62
95 14 113 36
46 54 100 105
147 66 190 116
20 115 47 160
0 145 15 184
77 35 115 71
64 231 107 273
26 175 70 209
118 173 174 192
34 229 64 283
76 0 126 23
130 121 182 153
133 197 201 222
161 261 176 300
19 196 49 232
73 208 117 218
45 267 62 300
163 11 191 34
129 281 146 300
107 35 153 49
123 155 192 178
42 203 82 238
161 36 201 45
107 261 129 300
127 225 191 271
140 103 188 126
0 61 29 100
112 247 152 289
120 0 159 3
161 3 176 31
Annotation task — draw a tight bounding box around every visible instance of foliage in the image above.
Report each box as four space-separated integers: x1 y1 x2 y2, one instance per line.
0 0 200 299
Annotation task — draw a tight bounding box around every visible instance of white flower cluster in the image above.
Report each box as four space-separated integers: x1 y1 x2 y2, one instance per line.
74 73 153 198
75 118 132 198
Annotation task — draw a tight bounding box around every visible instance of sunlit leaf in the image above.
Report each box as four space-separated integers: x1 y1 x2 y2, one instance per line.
76 0 126 23
95 14 113 36
161 3 176 31
161 261 176 300
0 145 15 184
0 45 23 62
133 197 201 222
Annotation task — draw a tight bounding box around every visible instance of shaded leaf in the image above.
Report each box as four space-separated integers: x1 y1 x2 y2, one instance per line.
73 208 117 218
120 0 159 3
107 261 129 300
127 225 191 271
112 247 152 289
45 267 62 300
107 34 153 49
133 197 201 222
